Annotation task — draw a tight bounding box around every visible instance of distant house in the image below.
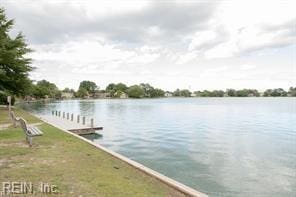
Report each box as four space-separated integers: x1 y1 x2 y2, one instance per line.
25 95 36 102
113 91 128 99
119 92 128 99
94 92 110 99
164 92 173 97
190 93 197 97
61 92 74 99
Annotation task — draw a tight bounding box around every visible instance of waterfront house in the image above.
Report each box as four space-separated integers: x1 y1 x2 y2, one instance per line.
113 91 128 99
164 92 173 97
119 92 128 99
94 92 111 98
61 92 74 99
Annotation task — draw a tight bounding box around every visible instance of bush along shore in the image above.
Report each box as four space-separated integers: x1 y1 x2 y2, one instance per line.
0 107 207 196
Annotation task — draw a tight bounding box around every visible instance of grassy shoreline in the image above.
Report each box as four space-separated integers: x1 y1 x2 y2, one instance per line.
0 107 187 196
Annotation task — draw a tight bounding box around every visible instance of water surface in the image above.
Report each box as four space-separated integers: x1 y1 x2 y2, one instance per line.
21 98 296 196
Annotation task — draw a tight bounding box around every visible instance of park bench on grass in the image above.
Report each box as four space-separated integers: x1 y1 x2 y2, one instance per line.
9 109 43 146
18 117 43 147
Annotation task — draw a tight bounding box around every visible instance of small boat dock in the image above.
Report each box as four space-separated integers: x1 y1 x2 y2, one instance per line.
39 111 103 135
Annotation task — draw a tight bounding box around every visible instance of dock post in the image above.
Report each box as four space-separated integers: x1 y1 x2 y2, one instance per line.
58 111 61 117
55 111 58 116
67 113 69 120
52 111 54 116
82 116 86 125
77 115 80 123
71 114 73 121
63 112 65 118
91 118 94 128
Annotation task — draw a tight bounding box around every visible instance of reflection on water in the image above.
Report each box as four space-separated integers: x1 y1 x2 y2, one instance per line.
19 98 296 196
82 133 103 141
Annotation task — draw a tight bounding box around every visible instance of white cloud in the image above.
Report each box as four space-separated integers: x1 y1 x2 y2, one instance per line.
240 64 257 71
204 41 237 59
200 66 229 78
2 0 295 90
30 39 135 66
201 0 296 59
176 51 198 64
189 31 217 51
205 21 295 59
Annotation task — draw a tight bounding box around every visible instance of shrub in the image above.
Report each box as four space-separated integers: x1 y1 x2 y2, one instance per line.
0 92 15 105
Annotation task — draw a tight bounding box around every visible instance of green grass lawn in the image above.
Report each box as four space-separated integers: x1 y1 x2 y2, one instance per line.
0 107 186 196
0 106 40 125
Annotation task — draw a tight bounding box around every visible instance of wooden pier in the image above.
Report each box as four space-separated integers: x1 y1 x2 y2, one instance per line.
39 111 103 135
68 127 103 135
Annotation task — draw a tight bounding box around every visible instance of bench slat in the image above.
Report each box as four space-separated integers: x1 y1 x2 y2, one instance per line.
30 128 42 136
28 126 43 136
29 127 37 134
32 127 43 135
27 127 37 135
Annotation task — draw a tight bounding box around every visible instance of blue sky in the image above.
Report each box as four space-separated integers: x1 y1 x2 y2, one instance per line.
2 0 295 91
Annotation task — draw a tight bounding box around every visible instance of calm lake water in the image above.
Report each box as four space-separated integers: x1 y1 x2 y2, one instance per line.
21 98 296 196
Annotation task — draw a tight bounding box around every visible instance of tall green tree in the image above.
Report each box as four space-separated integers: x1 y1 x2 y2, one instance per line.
173 89 181 96
0 8 33 96
32 80 61 98
173 89 191 97
79 81 97 95
180 89 191 97
288 87 296 96
140 83 153 97
106 82 127 97
76 87 88 98
211 90 225 97
150 88 165 98
264 88 287 97
226 89 236 97
127 85 144 98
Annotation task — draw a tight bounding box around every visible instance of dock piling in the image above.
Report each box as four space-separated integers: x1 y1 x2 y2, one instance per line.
45 112 102 135
52 111 97 129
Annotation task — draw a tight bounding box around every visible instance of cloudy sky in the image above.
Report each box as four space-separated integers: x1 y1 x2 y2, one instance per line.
2 0 296 91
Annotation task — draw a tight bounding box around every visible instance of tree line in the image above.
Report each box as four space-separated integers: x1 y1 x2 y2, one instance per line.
74 81 165 99
13 79 296 101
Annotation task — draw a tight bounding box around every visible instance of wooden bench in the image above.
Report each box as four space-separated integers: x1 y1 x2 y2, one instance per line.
18 118 43 147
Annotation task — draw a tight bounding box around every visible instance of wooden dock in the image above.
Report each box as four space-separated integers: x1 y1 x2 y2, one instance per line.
39 113 103 135
68 127 103 135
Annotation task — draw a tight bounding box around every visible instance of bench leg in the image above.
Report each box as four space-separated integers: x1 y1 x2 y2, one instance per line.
26 136 32 147
13 120 17 128
29 137 32 147
10 117 17 128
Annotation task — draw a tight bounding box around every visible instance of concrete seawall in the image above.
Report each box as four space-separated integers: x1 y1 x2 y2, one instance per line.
36 114 208 197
